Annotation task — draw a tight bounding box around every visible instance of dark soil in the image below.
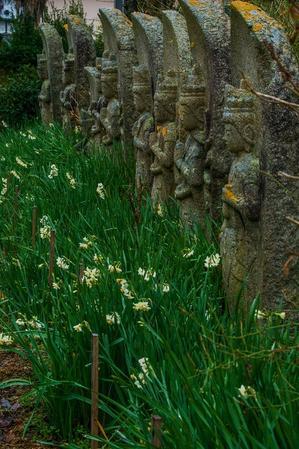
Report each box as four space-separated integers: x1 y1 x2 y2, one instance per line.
0 350 58 449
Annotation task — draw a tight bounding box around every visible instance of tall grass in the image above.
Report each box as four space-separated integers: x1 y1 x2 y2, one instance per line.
0 123 298 448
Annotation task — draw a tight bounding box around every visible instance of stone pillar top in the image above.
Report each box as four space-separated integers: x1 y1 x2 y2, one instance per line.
98 7 135 52
131 12 163 89
160 10 192 81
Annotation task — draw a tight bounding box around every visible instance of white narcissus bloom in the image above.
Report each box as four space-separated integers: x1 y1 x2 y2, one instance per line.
96 183 105 199
238 385 256 399
79 237 93 250
108 263 122 273
16 156 28 168
83 267 100 288
106 312 121 325
162 283 170 293
48 164 58 179
204 253 221 268
182 248 194 258
255 310 267 320
40 226 51 240
56 257 70 271
133 301 151 312
0 333 13 346
73 321 90 332
10 170 20 180
66 172 77 189
1 178 8 196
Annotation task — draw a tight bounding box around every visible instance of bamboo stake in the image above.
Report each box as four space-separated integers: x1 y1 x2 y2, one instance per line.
151 415 163 448
91 333 99 449
48 230 56 287
32 206 38 249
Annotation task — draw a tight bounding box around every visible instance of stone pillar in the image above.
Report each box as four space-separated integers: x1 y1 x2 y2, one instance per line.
60 15 96 130
150 10 192 205
220 81 262 312
226 1 299 314
131 13 163 196
174 69 207 228
98 8 137 147
38 23 64 124
179 0 232 220
84 58 105 146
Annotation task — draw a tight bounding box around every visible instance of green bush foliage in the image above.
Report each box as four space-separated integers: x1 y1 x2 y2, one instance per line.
0 65 41 127
0 14 42 127
0 15 42 71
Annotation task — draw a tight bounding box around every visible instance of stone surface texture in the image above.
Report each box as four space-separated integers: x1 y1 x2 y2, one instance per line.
84 58 105 143
175 69 207 227
38 23 64 124
229 1 299 314
61 16 96 130
150 10 192 205
179 0 232 220
99 8 137 146
221 81 261 311
132 13 163 195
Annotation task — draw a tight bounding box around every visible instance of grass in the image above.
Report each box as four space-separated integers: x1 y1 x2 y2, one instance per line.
0 122 298 448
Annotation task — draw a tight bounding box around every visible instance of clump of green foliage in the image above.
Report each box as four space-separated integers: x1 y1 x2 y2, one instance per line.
0 65 40 126
0 124 297 448
0 15 42 127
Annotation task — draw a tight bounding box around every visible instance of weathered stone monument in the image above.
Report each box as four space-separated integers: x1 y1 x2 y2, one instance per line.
223 1 299 313
150 10 192 205
98 8 137 146
84 58 105 145
60 16 96 130
220 81 261 310
99 51 121 145
179 0 232 220
131 13 163 195
38 23 64 125
175 68 207 227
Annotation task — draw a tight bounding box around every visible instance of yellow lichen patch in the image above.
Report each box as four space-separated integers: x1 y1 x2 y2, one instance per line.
191 41 196 49
63 23 69 31
74 17 81 25
224 185 239 204
157 126 168 137
188 0 204 8
252 23 263 32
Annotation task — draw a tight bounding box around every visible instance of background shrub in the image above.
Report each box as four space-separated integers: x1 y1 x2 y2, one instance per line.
0 65 41 126
0 14 42 127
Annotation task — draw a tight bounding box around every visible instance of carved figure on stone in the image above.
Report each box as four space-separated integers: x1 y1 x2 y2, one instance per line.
37 54 51 124
150 70 178 205
132 64 155 195
38 23 64 124
175 68 207 227
100 52 121 145
220 82 261 311
84 60 105 145
60 56 78 130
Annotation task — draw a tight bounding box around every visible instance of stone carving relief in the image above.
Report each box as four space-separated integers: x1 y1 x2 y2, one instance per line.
132 65 155 194
220 82 261 311
38 23 64 125
99 52 121 145
175 68 207 227
37 54 51 124
150 70 178 205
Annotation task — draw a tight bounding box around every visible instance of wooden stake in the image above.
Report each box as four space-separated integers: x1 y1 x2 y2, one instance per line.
91 333 99 449
151 415 163 448
32 206 38 249
48 230 56 287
